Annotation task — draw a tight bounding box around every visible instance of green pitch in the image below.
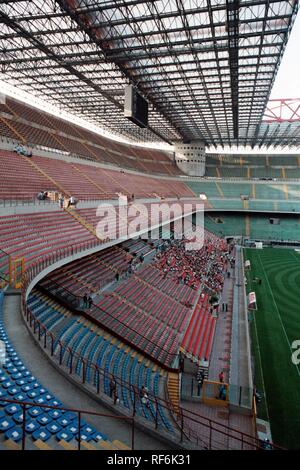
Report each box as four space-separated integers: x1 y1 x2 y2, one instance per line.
244 248 300 450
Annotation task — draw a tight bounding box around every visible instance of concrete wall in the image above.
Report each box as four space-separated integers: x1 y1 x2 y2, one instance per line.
175 141 206 176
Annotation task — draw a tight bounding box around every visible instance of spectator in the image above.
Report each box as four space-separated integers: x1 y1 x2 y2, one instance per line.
197 374 204 396
109 377 116 398
88 295 93 309
14 143 25 155
37 191 46 201
141 393 150 408
260 438 273 450
67 196 76 208
58 194 64 209
179 354 184 373
83 293 88 308
113 389 119 405
218 385 227 400
139 386 146 400
219 371 224 383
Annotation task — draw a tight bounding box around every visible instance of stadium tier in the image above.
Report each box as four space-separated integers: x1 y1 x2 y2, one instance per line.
37 233 227 368
1 125 299 450
0 291 134 449
0 211 98 278
204 213 300 241
25 290 173 433
0 150 193 201
1 0 300 452
1 77 300 455
0 97 180 176
186 181 300 213
205 154 300 179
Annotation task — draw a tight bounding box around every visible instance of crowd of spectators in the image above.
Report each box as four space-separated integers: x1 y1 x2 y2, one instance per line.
154 230 230 293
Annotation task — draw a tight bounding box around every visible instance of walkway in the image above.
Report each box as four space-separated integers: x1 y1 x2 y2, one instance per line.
180 248 255 448
1 292 170 450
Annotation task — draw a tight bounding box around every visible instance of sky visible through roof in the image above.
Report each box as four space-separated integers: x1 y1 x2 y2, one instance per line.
270 9 300 99
0 8 299 153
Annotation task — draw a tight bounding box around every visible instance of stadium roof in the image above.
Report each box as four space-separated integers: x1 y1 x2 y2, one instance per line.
0 0 298 147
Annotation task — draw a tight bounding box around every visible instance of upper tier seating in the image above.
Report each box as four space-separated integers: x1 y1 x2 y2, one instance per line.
0 198 201 284
187 181 300 213
0 96 181 176
0 150 51 200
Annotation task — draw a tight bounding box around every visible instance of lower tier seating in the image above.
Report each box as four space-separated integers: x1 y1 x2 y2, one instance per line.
180 294 216 363
0 290 121 449
26 290 173 433
39 229 228 368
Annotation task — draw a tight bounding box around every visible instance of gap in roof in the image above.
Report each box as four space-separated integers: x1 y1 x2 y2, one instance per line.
269 9 300 99
0 78 174 152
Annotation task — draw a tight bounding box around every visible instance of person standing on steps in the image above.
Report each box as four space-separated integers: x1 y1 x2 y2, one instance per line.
83 292 88 309
109 377 116 398
58 194 64 209
88 295 93 309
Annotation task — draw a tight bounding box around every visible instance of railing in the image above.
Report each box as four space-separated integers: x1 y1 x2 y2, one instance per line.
37 276 179 369
20 289 279 449
0 197 56 207
180 375 253 409
0 195 120 208
14 242 285 450
23 300 271 449
0 247 10 287
0 397 134 450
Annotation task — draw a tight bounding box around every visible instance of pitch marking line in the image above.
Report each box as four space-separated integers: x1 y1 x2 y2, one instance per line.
257 253 300 379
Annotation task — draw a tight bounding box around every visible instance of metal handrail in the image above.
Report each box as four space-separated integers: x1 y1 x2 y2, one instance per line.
16 243 285 450
37 276 180 368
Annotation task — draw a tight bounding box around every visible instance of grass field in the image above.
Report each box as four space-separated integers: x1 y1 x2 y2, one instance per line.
244 248 300 450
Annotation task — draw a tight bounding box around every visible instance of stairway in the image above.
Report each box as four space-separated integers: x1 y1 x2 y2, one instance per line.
2 436 131 451
0 115 26 143
64 207 102 240
167 372 180 414
26 157 69 195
